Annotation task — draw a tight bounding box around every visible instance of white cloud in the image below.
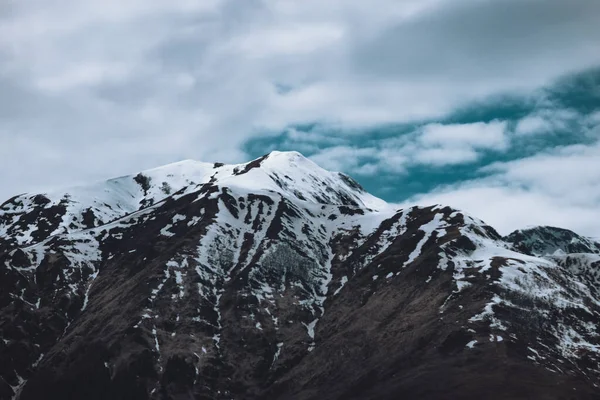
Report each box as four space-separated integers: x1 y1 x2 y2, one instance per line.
389 120 509 168
407 185 600 237
234 24 345 58
514 108 579 135
413 147 479 166
35 62 135 91
308 146 378 172
414 120 509 165
404 141 600 237
306 120 513 174
482 143 600 206
420 121 508 149
353 163 379 176
376 148 409 174
306 120 509 174
514 115 553 135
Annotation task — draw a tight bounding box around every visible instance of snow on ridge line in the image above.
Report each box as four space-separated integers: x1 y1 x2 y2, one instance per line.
1 151 387 213
151 152 388 209
222 151 388 210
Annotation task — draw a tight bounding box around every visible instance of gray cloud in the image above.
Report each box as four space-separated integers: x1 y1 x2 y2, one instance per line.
1 0 599 201
352 0 600 87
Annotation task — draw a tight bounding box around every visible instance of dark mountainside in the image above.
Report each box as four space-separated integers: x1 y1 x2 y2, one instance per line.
1 151 599 400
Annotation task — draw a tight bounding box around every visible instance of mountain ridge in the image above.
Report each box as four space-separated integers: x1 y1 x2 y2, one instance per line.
1 151 599 400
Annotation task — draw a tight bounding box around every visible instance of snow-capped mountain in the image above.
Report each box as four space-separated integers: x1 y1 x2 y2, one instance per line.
1 151 599 400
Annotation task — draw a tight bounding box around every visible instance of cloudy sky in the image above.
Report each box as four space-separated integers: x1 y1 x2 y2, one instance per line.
1 0 600 237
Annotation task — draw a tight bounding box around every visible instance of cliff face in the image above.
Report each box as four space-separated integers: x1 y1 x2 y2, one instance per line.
1 151 599 400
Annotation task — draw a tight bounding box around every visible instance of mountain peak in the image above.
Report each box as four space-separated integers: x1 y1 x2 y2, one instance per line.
1 153 600 399
265 149 306 159
0 152 389 247
505 225 600 256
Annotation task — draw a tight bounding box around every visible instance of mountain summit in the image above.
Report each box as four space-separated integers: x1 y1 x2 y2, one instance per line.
1 151 599 400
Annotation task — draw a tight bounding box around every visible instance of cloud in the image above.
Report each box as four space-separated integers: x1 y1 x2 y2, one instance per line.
351 0 600 92
420 121 508 149
514 115 553 136
586 111 600 130
233 24 345 58
35 62 135 92
408 185 600 238
306 120 509 173
1 0 600 200
514 108 579 135
403 141 600 237
413 147 479 166
413 120 508 164
308 144 413 176
308 146 379 173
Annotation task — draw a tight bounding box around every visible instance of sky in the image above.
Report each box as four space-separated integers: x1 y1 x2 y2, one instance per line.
1 0 600 237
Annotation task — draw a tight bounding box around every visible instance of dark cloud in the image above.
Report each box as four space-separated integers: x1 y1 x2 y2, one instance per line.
352 0 600 86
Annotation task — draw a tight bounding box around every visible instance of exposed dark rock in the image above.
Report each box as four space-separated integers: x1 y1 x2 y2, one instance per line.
134 173 152 196
1 152 599 400
232 154 269 176
160 182 172 195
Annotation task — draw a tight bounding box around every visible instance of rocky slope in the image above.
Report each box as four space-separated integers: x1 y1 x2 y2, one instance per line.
0 151 599 400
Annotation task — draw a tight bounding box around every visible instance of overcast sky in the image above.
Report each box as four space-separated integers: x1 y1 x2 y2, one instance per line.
1 0 600 236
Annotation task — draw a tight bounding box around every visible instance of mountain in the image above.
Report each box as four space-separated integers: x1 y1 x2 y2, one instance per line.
506 226 600 257
1 151 599 400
